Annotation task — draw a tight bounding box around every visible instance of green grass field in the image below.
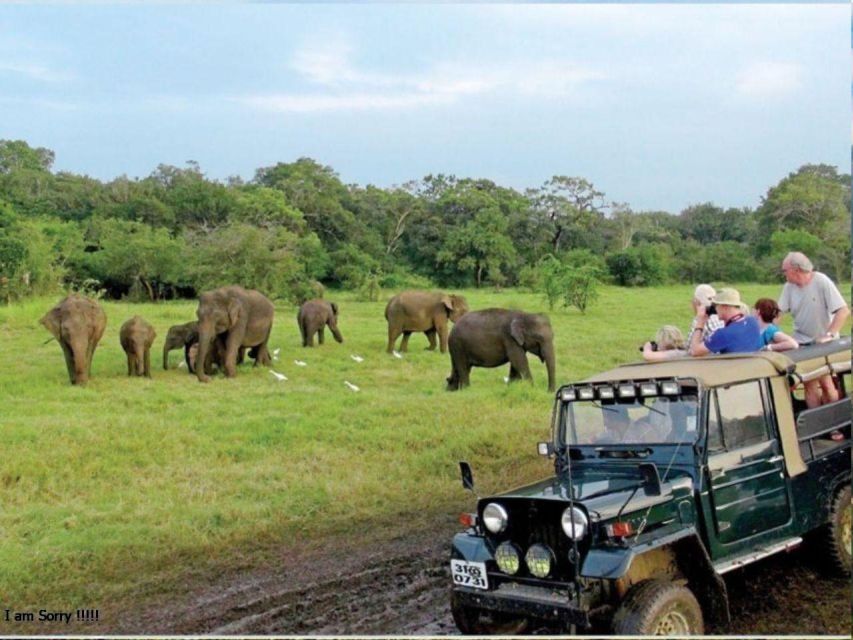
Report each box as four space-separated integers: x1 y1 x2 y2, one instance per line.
0 284 847 618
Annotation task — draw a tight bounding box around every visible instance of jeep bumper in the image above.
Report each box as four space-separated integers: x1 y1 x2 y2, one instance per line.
453 584 591 628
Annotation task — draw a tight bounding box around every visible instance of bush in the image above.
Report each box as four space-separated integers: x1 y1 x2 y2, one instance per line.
562 265 601 314
606 245 670 286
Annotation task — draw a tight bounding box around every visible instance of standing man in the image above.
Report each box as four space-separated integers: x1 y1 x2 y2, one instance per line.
779 252 849 406
688 288 761 356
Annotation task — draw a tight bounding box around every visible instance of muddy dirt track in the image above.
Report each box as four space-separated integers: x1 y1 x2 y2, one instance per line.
112 523 849 636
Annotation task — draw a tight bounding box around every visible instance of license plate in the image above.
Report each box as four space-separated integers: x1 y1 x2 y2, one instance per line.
451 559 489 590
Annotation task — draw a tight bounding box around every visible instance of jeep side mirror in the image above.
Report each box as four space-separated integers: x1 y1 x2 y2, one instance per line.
538 442 554 457
459 461 475 493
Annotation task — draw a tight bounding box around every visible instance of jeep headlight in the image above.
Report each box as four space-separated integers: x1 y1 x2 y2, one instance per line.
494 541 521 575
525 543 555 578
561 506 588 540
483 503 508 534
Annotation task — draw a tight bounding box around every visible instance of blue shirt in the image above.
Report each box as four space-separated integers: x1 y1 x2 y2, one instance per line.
704 315 762 354
761 324 780 346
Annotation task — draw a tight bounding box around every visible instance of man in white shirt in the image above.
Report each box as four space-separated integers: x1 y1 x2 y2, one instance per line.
779 252 849 406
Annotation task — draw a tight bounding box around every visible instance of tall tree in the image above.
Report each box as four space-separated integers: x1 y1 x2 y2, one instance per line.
529 176 606 253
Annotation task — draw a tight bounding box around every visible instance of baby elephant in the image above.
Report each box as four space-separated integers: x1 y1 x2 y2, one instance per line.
120 316 156 378
163 320 198 370
297 299 343 347
446 309 556 391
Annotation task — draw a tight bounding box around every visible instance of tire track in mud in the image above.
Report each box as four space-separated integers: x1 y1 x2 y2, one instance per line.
123 528 848 636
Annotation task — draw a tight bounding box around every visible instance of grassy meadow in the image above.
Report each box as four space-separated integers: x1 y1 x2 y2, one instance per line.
0 283 847 621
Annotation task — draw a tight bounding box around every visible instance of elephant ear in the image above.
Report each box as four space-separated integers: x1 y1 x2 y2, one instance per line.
441 295 454 314
227 299 242 326
509 317 526 347
40 308 62 341
331 302 339 316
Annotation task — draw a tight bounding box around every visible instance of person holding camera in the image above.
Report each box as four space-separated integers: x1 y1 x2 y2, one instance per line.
685 284 724 347
753 298 798 353
689 288 761 356
641 325 687 362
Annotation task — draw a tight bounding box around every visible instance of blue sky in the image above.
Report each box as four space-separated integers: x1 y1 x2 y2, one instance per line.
0 4 848 212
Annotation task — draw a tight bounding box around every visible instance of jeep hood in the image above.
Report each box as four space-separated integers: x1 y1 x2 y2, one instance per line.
495 466 693 521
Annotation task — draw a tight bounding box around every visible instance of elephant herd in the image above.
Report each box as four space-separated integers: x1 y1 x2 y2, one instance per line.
40 287 556 391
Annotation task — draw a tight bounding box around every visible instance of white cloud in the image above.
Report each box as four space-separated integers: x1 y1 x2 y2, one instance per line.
238 41 604 114
735 61 803 99
0 61 73 83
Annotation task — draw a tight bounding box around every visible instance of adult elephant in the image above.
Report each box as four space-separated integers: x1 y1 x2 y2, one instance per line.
385 291 468 354
297 299 343 347
40 294 107 385
195 286 274 383
446 309 556 391
163 320 197 370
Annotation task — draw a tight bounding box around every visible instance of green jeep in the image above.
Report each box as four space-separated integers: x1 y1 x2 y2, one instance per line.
450 338 851 635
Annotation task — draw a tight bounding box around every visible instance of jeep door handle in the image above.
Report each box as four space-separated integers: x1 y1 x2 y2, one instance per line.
768 455 784 464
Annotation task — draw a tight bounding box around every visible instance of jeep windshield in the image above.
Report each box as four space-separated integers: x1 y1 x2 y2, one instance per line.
558 381 700 446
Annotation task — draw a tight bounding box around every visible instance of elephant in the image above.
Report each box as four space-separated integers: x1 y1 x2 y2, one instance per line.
120 315 156 378
195 285 275 382
163 320 198 370
385 291 469 354
186 332 254 375
446 309 556 392
40 294 107 385
297 299 343 347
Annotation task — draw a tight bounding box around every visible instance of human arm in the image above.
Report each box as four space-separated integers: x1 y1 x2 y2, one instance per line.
816 276 849 342
642 342 687 362
688 307 711 357
767 330 799 352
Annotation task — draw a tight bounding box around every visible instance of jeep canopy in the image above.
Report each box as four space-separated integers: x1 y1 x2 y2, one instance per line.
580 338 852 478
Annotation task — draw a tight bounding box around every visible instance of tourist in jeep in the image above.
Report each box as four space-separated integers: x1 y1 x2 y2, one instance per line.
688 288 760 356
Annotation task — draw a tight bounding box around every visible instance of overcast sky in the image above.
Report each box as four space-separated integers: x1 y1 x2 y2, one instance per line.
0 4 848 212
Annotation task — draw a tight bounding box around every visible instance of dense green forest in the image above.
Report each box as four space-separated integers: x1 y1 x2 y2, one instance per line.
0 139 848 303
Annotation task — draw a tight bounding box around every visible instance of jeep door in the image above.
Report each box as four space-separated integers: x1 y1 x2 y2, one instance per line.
703 379 792 551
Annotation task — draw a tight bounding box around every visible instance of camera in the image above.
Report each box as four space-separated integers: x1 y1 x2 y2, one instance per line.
705 304 717 316
638 341 658 353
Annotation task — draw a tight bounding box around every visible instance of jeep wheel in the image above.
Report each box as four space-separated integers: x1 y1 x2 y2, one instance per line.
612 579 704 636
818 484 852 576
450 592 528 635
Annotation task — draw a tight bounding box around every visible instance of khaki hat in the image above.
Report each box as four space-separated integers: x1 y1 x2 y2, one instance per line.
712 288 748 311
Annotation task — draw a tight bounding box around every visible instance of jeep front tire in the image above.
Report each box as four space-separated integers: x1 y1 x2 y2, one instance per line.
612 579 704 636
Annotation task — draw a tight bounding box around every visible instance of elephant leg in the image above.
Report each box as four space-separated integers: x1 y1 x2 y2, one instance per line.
425 329 437 351
223 332 242 377
252 327 273 367
184 344 195 373
236 347 246 365
318 327 325 345
86 341 96 378
386 323 401 353
507 345 533 382
438 323 449 354
508 365 523 381
400 331 412 352
144 349 151 378
126 353 133 376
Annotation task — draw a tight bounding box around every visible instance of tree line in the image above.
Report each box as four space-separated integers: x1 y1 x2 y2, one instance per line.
0 138 849 304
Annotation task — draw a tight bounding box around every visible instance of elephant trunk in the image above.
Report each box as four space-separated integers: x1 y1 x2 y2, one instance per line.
543 342 556 392
329 321 344 343
163 342 170 370
196 325 215 382
135 344 146 376
70 337 89 385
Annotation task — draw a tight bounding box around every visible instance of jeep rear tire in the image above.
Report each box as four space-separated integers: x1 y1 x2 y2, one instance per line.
450 591 529 635
819 484 852 576
612 579 704 636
